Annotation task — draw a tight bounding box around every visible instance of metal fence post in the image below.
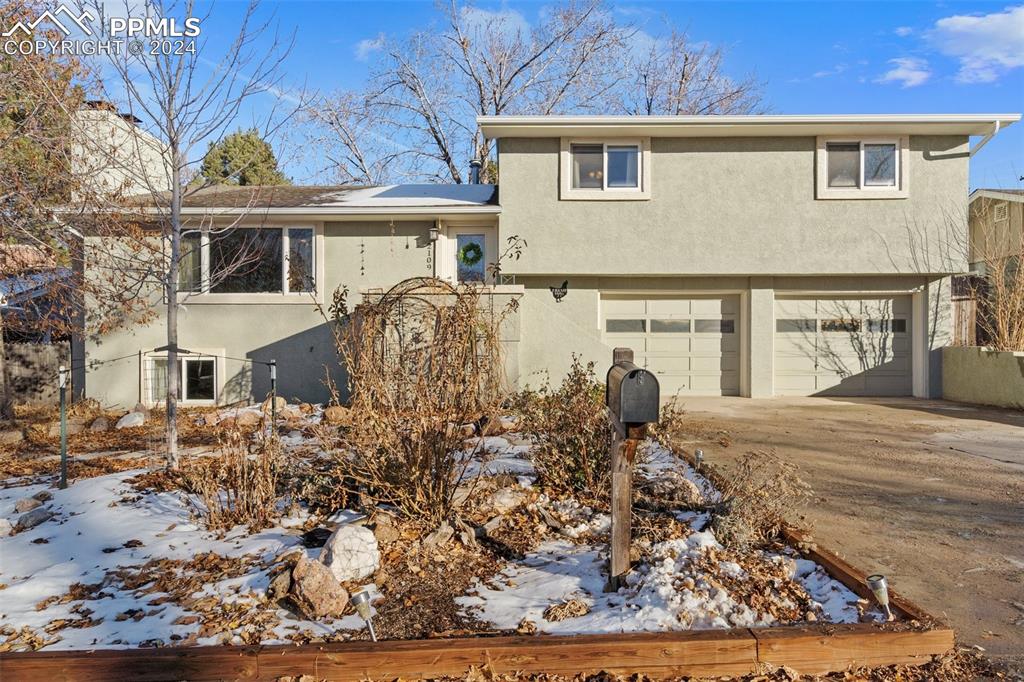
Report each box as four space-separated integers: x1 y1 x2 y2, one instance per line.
269 359 277 427
59 365 69 489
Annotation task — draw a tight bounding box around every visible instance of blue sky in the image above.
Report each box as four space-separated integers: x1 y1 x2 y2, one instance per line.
195 0 1024 189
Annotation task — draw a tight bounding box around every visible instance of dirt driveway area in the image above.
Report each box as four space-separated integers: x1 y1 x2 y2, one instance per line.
675 396 1024 670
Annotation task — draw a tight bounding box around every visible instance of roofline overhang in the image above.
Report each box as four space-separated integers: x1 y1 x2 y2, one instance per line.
969 189 1024 204
120 205 501 220
478 113 1021 139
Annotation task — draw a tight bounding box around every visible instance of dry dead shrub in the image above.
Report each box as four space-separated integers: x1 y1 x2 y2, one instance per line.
519 355 612 498
182 429 284 533
326 277 513 525
710 451 812 551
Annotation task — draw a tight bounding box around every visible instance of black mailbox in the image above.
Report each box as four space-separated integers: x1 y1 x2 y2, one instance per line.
606 358 660 427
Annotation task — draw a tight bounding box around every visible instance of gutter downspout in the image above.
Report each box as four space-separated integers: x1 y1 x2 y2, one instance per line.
970 121 1002 157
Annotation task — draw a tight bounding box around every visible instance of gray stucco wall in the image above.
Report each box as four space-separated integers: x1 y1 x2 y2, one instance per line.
84 221 442 408
943 347 1024 409
497 135 969 276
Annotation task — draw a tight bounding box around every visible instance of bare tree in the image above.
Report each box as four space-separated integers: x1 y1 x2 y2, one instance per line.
77 0 300 468
620 30 764 116
305 0 762 185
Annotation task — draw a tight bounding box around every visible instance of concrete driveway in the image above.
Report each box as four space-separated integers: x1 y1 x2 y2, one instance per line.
673 396 1024 670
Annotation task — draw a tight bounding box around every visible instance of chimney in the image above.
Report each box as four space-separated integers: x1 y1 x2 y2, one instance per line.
468 159 481 184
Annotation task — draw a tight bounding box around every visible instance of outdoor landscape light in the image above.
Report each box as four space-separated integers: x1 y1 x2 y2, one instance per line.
350 587 377 641
866 574 894 621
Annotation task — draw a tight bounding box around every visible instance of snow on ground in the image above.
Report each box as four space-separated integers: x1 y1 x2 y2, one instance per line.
458 531 867 635
1 415 878 651
0 468 363 650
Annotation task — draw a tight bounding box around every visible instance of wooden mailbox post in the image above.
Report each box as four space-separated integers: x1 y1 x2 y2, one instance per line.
605 347 659 591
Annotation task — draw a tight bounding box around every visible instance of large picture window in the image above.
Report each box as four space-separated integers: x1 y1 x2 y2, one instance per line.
178 226 315 294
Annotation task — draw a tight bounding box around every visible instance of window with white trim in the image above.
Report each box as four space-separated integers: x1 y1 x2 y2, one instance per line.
145 355 218 404
818 137 908 199
561 138 650 200
570 143 640 190
179 226 315 294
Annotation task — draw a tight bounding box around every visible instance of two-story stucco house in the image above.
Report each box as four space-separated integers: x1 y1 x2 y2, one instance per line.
83 113 1020 408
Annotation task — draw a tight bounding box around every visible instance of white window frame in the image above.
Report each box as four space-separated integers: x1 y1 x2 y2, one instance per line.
816 136 909 200
141 349 224 407
178 223 324 304
560 137 651 201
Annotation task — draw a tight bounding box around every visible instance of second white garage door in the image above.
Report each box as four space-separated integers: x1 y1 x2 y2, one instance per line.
774 296 912 396
602 294 740 397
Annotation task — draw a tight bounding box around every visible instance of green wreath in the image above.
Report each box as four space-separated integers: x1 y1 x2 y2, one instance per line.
457 241 484 266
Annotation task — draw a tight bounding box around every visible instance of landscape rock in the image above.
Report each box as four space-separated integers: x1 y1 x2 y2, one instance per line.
423 521 455 548
234 411 262 428
203 412 221 426
14 497 42 513
133 403 150 415
498 415 522 432
46 418 87 437
644 471 704 507
298 403 314 414
115 412 147 430
0 518 13 537
289 552 350 619
15 507 53 532
487 487 525 514
262 396 287 413
280 406 303 421
89 416 110 432
458 423 477 438
267 568 292 602
371 513 401 546
0 429 24 446
322 405 349 425
320 524 380 583
32 490 53 502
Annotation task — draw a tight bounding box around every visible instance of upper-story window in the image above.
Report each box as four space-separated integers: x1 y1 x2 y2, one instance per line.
561 138 651 200
179 226 316 295
817 136 908 200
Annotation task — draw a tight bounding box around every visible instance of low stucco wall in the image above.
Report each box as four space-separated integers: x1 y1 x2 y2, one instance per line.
942 346 1024 409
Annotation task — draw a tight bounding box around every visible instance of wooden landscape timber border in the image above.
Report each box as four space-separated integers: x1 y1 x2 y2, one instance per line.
0 456 954 682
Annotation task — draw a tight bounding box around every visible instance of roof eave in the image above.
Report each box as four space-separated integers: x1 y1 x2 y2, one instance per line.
478 114 1022 139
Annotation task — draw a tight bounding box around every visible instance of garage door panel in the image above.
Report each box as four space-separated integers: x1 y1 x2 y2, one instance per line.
602 294 740 396
647 299 691 316
603 298 646 315
646 356 691 372
648 337 692 352
774 295 911 397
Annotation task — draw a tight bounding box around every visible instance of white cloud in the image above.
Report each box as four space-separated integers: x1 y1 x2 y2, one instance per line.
894 26 914 37
875 57 932 88
459 6 530 38
812 63 847 78
928 5 1024 83
354 33 385 62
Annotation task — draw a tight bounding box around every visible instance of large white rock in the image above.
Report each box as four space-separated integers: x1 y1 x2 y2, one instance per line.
319 524 380 583
0 518 13 537
115 412 146 430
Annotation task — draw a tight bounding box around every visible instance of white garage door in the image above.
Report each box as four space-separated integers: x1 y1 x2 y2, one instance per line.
602 294 740 397
774 296 912 396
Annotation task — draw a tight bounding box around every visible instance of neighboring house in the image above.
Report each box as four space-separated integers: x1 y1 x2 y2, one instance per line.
952 189 1024 346
82 113 1020 408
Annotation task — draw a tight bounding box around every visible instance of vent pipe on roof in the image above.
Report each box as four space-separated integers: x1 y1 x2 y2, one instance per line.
468 159 481 184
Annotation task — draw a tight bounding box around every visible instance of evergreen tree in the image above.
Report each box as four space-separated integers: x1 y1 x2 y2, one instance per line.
199 129 289 185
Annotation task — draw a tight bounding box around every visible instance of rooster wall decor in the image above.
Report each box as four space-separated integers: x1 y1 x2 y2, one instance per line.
550 280 569 303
